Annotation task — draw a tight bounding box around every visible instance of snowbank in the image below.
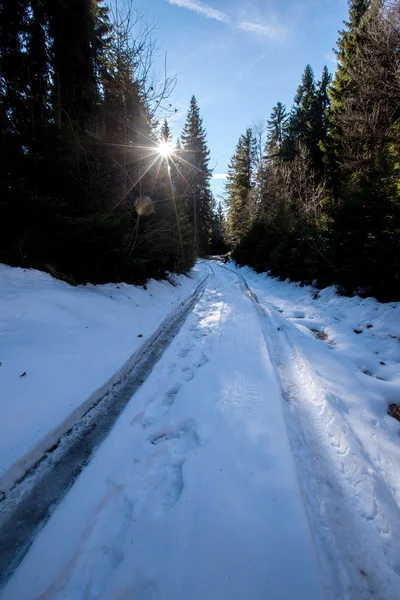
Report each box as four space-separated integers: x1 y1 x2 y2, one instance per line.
230 264 400 507
0 264 205 493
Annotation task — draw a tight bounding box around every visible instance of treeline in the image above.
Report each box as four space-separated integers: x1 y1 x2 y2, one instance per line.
0 0 214 284
226 0 400 300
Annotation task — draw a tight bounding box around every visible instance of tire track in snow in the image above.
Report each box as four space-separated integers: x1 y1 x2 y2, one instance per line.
221 263 400 600
130 286 215 435
35 296 218 599
0 272 209 588
37 485 134 600
69 279 218 596
0 261 326 600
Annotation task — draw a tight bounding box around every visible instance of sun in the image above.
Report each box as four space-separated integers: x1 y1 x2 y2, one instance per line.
157 141 173 158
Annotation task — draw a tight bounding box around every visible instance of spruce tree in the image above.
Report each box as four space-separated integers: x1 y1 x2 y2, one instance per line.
228 0 400 299
0 0 197 283
0 0 30 144
314 66 331 176
279 65 331 176
323 0 371 192
288 65 324 169
0 0 30 268
48 0 100 129
211 201 227 254
160 119 172 144
327 0 400 297
294 65 316 141
266 103 287 161
26 0 49 142
226 128 255 245
180 96 213 255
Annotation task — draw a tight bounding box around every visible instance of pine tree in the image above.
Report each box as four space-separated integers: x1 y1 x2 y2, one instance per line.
26 0 49 142
279 65 331 177
48 0 100 129
294 65 316 140
160 119 172 144
0 0 197 283
180 96 213 255
327 0 400 297
157 119 173 187
266 102 287 161
0 0 30 141
250 120 268 220
227 0 400 299
101 6 152 194
314 66 331 176
226 128 255 245
287 65 325 170
211 201 227 254
323 0 371 192
0 0 31 268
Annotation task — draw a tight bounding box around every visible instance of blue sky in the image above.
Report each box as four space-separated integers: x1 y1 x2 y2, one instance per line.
140 0 349 199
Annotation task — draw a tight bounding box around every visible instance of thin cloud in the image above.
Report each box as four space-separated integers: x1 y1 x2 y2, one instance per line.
167 0 230 24
166 1 284 41
238 21 285 40
212 173 228 180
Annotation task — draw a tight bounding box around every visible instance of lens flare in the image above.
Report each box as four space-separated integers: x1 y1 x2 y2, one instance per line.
135 195 155 216
157 141 173 158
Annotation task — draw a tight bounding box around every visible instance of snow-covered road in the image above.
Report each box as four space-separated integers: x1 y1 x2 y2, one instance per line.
1 262 325 600
3 260 400 600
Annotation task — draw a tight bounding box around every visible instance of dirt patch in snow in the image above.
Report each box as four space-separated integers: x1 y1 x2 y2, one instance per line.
388 403 400 422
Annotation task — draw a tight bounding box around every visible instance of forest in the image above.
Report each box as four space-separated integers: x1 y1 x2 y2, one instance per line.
226 0 400 301
1 0 399 300
0 0 214 284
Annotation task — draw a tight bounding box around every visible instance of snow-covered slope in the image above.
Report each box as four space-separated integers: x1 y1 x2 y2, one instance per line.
230 264 400 502
224 263 400 598
0 264 205 493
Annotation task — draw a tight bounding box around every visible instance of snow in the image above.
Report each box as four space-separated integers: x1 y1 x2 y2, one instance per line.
229 265 400 489
1 260 400 599
1 264 324 600
0 264 205 493
223 263 400 598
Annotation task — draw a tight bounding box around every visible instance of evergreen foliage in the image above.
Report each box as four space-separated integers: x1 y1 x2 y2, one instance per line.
2 0 398 298
226 128 255 245
267 103 287 161
161 119 172 143
229 0 400 300
210 201 228 255
0 1 209 283
180 95 213 256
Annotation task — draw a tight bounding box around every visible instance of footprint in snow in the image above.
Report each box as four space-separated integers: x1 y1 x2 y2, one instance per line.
133 422 199 516
177 346 191 358
182 366 194 381
163 383 181 405
195 352 209 368
148 420 200 450
195 326 212 339
132 384 182 429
